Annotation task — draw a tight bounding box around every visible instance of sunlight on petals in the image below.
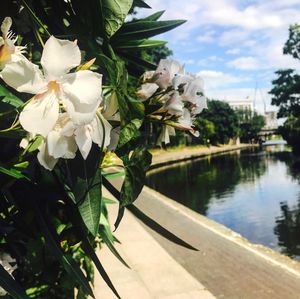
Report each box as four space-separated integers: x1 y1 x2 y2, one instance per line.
41 36 81 79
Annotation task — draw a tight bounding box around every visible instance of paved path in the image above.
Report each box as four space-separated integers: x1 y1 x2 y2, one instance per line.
93 188 216 299
131 186 300 299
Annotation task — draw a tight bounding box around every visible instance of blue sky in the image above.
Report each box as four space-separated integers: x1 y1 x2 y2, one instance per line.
137 0 300 113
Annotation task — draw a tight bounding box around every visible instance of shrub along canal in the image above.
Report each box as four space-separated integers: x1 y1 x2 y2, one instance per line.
146 143 300 260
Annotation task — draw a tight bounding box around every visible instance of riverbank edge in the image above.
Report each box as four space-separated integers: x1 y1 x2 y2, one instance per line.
149 144 257 170
146 144 300 278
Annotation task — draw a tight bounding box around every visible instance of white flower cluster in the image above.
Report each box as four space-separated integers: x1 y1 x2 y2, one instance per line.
137 58 207 128
0 17 111 170
0 252 17 296
137 59 207 144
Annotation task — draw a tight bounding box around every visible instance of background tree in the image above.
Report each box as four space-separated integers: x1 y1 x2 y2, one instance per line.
270 23 300 153
236 109 265 143
197 100 239 144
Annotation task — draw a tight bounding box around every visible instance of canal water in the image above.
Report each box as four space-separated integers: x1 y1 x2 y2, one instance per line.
146 144 300 260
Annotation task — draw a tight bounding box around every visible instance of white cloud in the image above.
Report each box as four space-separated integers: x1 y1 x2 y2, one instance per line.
226 48 241 55
196 30 216 43
227 56 261 70
197 70 250 89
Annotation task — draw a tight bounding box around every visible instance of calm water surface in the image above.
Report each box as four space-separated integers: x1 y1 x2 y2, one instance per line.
146 145 300 260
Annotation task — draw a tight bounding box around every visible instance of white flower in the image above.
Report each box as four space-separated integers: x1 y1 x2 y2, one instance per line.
0 252 17 296
173 74 207 115
61 113 112 160
37 112 112 170
156 125 176 145
0 17 26 70
154 59 184 89
1 36 102 137
37 114 78 170
164 92 184 115
136 83 159 101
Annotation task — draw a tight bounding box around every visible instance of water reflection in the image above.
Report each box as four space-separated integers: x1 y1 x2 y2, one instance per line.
146 145 300 259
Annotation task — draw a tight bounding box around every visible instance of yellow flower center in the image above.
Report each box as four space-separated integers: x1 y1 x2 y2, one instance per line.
47 80 60 93
0 45 12 65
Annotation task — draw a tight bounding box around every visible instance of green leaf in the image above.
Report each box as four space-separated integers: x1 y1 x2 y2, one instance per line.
118 94 145 125
102 171 125 179
33 203 95 298
99 202 130 268
27 136 43 153
99 228 130 268
120 147 152 206
66 146 102 237
115 39 166 49
142 10 165 21
118 118 143 147
0 264 29 299
81 239 121 299
0 84 23 109
114 147 152 228
0 166 30 181
114 19 186 40
101 0 133 37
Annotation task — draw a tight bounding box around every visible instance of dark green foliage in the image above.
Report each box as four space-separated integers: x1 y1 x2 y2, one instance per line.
236 110 265 143
270 23 300 152
270 69 300 118
198 100 239 144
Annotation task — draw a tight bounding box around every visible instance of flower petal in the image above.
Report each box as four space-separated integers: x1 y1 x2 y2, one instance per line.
37 141 58 171
19 92 59 136
63 96 100 125
41 36 81 79
47 130 77 159
1 17 12 37
74 126 92 159
62 70 102 105
164 92 183 115
136 83 159 101
0 59 47 94
91 115 112 148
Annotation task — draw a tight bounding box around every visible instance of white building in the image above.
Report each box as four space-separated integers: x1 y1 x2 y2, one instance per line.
226 99 254 112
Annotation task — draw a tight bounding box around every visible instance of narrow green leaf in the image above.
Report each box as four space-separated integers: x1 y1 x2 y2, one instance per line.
0 84 23 109
0 166 29 181
142 10 165 21
20 0 51 36
100 230 130 268
82 239 121 299
113 148 152 228
66 146 102 237
114 20 186 40
115 39 166 50
0 263 29 299
78 169 102 237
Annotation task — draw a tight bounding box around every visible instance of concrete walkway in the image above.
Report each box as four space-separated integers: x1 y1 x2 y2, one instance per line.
94 189 216 299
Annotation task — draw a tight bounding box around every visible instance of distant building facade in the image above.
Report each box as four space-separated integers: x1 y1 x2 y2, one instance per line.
263 111 278 130
226 99 254 112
